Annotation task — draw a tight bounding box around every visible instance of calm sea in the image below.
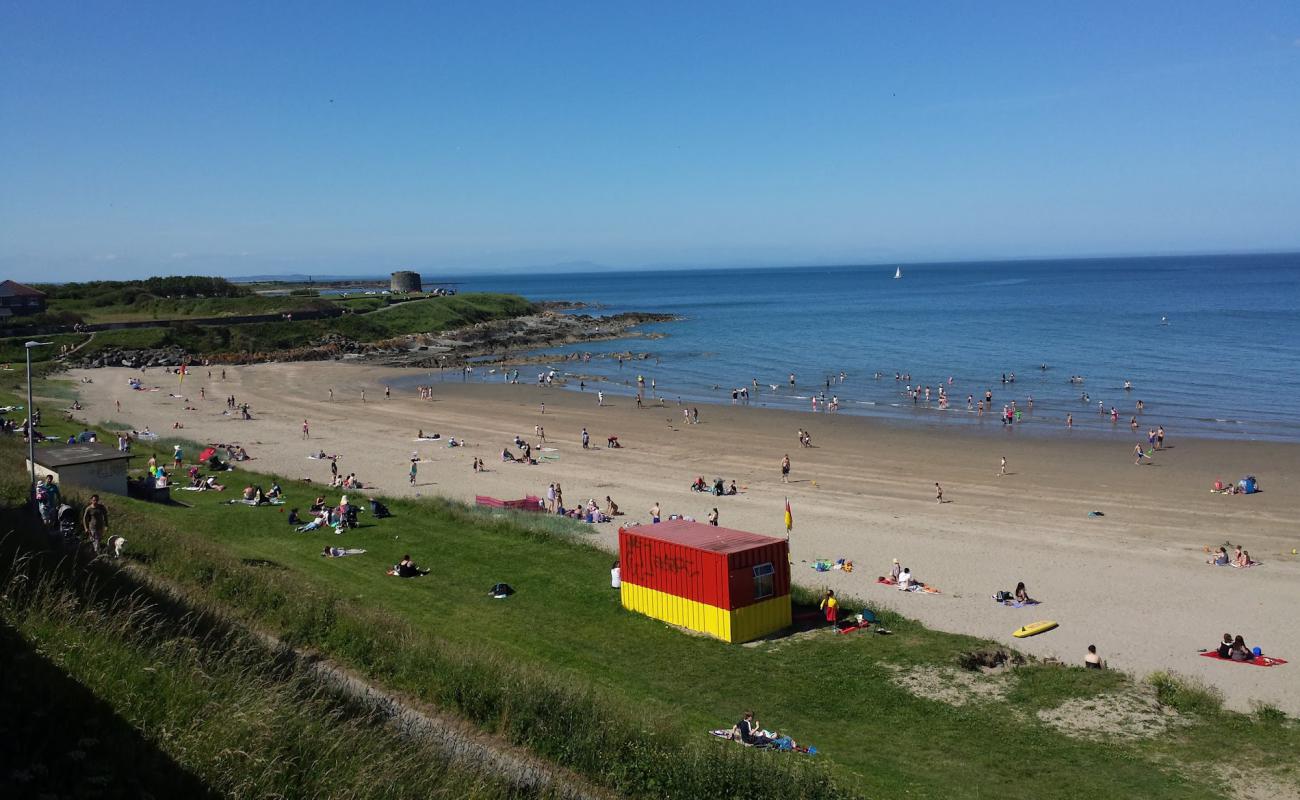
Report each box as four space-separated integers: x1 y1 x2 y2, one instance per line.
450 253 1300 442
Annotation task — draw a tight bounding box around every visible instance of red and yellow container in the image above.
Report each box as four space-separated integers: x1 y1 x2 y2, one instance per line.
618 520 791 643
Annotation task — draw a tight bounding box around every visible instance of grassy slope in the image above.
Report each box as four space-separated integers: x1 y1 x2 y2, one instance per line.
40 457 1299 800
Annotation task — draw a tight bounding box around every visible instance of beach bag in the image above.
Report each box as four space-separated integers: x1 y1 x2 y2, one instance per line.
994 590 1013 603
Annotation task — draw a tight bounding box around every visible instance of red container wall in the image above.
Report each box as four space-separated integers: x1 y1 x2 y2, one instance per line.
619 528 728 608
726 540 791 610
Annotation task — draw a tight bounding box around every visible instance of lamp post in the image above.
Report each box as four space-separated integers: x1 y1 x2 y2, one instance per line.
25 340 52 507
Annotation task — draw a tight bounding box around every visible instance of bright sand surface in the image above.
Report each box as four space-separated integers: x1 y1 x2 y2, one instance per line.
67 363 1300 713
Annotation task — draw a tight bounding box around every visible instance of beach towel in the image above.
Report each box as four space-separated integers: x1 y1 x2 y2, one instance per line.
876 576 898 586
1231 560 1262 569
1199 651 1287 667
900 584 941 594
324 548 366 557
1007 600 1041 608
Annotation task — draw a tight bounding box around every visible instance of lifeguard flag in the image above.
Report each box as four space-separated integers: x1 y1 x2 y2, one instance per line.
784 498 793 533
178 363 187 389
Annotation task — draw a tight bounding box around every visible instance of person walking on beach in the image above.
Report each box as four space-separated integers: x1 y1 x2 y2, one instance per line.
781 454 791 483
330 457 339 482
707 507 719 526
935 482 944 503
999 456 1007 477
1157 426 1165 450
409 459 418 485
650 502 661 524
302 419 310 439
361 389 366 404
1067 413 1073 428
329 388 333 402
1134 443 1146 466
581 427 590 449
597 391 604 407
385 385 391 399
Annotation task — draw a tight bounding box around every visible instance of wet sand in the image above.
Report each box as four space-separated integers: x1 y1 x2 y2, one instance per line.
67 363 1300 713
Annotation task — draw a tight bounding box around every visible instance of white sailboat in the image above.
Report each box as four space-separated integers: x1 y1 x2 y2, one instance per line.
893 266 902 280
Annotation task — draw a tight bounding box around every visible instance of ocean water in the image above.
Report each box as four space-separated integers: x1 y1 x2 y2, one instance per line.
452 253 1300 442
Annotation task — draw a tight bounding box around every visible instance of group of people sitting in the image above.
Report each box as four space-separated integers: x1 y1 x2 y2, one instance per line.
1206 545 1259 568
1215 633 1263 662
240 483 281 505
560 497 614 523
291 494 358 531
501 445 535 464
187 466 226 491
879 559 924 591
690 476 738 495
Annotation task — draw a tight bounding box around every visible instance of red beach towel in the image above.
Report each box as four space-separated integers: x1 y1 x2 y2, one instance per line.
1199 651 1288 667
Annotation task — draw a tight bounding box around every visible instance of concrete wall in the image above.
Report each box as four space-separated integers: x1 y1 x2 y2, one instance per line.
27 460 128 497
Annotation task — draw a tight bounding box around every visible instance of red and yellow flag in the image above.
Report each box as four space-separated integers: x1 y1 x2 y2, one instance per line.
784 498 793 534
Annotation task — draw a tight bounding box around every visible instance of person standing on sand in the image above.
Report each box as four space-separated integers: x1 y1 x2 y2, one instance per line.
302 419 310 439
707 507 719 526
409 459 417 485
935 483 943 503
780 454 791 483
581 427 590 449
361 389 366 403
650 502 661 524
540 402 545 415
329 388 333 402
330 457 339 482
385 386 391 399
1133 444 1145 465
999 456 1007 477
597 391 604 406
1157 426 1165 450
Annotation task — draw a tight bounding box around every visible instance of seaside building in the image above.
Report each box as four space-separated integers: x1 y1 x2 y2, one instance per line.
390 270 422 293
26 444 132 497
618 520 791 643
0 279 47 318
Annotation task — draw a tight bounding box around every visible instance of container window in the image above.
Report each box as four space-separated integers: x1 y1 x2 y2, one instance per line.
753 562 775 599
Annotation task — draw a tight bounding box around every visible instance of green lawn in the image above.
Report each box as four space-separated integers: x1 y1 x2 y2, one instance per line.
20 448 1291 800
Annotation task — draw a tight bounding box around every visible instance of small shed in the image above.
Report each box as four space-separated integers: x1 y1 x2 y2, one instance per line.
27 444 131 497
619 520 791 643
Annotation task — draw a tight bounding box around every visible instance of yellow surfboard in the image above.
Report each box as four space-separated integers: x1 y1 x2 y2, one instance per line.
1013 620 1058 638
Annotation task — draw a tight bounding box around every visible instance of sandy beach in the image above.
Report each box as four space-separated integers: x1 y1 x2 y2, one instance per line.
65 362 1300 713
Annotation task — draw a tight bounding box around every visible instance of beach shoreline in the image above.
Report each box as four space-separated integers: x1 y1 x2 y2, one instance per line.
64 361 1300 713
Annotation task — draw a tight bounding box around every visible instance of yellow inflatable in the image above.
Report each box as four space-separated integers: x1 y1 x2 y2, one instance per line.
1013 620 1058 638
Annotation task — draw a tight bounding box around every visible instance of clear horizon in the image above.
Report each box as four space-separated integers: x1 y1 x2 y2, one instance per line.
3 2 1299 281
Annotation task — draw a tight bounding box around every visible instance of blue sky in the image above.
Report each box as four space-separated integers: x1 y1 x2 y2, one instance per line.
2 1 1298 279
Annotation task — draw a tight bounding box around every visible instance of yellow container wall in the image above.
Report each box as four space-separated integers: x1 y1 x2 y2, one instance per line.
621 583 790 643
729 595 793 643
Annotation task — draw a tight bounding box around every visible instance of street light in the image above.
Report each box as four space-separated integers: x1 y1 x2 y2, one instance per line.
25 340 52 507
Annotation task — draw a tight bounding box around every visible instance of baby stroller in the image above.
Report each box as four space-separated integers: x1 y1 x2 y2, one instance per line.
57 504 79 553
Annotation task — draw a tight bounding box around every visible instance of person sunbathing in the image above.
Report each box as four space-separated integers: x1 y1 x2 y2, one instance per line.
394 555 429 577
1085 645 1103 669
204 476 225 491
1217 633 1233 659
729 711 775 746
1011 582 1034 605
727 480 738 495
501 447 516 463
1229 635 1253 662
242 485 256 502
296 509 330 532
1207 547 1230 565
605 496 619 516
